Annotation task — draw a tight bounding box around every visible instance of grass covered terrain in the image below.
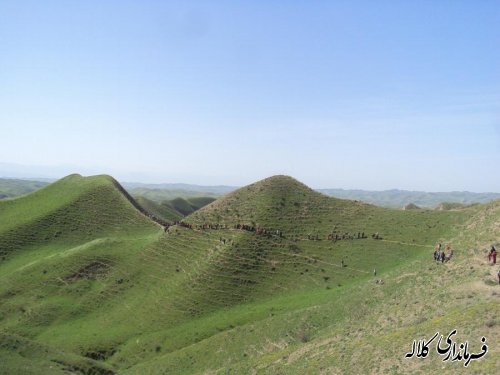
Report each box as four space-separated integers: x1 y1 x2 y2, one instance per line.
0 175 498 374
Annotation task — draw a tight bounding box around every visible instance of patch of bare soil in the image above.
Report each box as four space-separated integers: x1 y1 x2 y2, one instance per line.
65 260 111 282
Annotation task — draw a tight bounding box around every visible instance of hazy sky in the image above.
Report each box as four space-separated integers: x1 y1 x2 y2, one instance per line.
1 1 499 191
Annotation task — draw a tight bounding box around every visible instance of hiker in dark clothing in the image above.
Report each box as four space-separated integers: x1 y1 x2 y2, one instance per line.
488 245 497 264
433 243 441 261
440 250 445 263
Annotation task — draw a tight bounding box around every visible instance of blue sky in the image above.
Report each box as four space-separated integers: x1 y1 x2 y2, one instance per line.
1 1 499 191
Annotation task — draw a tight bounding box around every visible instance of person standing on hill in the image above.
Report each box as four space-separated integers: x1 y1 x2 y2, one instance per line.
491 246 497 265
434 243 441 261
489 245 496 262
445 247 453 262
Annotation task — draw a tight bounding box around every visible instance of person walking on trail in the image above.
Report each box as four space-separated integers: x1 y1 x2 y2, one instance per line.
491 247 497 265
489 245 497 264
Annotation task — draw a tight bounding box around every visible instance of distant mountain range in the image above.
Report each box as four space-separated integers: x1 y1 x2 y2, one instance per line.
1 177 499 208
0 178 50 199
316 188 500 208
122 182 237 194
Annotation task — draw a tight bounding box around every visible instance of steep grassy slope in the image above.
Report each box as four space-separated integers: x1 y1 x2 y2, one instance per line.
0 174 157 260
0 174 159 374
1 175 496 374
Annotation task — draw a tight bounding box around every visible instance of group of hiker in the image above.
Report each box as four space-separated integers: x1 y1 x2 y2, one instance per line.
165 220 381 243
165 221 285 238
433 243 453 263
233 224 283 237
326 232 368 241
433 243 500 285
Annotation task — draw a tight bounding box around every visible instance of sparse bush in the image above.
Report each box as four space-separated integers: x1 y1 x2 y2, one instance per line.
297 329 310 343
485 320 496 328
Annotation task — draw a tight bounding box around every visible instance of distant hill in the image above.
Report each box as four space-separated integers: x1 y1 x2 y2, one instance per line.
122 182 236 193
0 178 49 199
134 196 184 222
403 202 420 210
318 188 500 208
134 195 216 222
123 182 235 202
434 202 477 210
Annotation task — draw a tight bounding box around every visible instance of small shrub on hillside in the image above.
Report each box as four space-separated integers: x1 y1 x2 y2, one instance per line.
297 329 310 343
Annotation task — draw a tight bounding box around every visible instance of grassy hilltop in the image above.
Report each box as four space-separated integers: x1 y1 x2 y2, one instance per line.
0 174 498 374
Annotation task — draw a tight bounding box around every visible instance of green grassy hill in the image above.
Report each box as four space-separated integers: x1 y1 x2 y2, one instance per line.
0 175 497 374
